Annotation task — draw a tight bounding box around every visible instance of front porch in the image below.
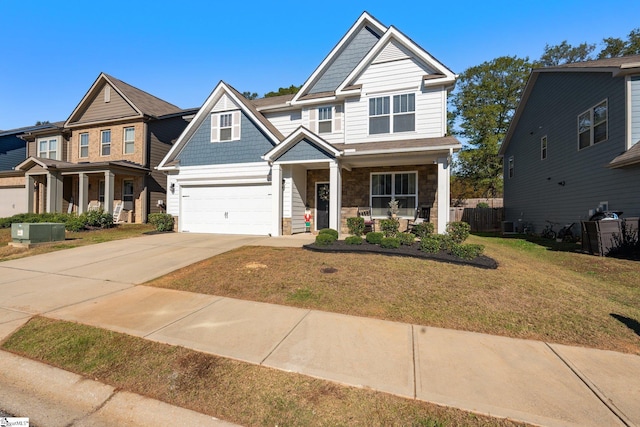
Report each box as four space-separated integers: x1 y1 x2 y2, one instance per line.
17 158 149 223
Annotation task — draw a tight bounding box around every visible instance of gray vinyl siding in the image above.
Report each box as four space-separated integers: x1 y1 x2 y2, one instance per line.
308 26 380 94
0 135 26 171
73 84 139 124
503 71 640 233
632 75 640 146
276 139 335 162
147 116 191 215
176 112 275 166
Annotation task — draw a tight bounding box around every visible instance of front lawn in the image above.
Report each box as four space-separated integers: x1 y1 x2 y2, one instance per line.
147 234 640 355
0 224 156 262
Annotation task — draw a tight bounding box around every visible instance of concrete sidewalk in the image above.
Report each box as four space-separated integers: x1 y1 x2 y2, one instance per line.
1 232 639 426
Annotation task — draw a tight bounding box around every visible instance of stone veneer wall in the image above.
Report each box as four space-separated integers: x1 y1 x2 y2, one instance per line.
306 165 439 234
282 218 292 235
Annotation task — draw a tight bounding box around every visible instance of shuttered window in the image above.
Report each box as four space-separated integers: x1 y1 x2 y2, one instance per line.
211 111 241 142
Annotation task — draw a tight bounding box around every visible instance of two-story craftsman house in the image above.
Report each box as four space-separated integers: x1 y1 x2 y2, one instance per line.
15 73 196 222
158 12 461 235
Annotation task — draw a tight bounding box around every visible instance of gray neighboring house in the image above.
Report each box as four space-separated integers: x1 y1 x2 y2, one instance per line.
499 55 640 234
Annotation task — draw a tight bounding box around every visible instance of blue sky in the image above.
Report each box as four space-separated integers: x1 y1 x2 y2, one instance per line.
1 0 639 130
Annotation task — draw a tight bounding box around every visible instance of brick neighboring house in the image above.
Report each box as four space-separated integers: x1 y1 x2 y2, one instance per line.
159 12 461 235
14 73 197 222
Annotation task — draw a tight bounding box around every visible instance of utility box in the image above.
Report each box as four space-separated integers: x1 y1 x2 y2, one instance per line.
11 223 66 244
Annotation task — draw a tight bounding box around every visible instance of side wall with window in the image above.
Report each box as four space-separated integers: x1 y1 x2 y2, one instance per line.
503 71 640 232
69 122 145 164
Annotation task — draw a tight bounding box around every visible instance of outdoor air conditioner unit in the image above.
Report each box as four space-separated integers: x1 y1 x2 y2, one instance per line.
501 221 516 234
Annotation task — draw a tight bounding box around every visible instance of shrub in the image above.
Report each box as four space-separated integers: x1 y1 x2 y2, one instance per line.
446 221 470 244
315 233 336 246
437 234 455 251
318 228 338 239
397 232 415 246
83 209 113 228
346 217 365 236
345 235 363 245
379 218 399 237
412 222 435 240
365 231 384 244
420 236 441 253
148 213 174 232
450 243 485 260
380 237 400 249
64 215 86 232
476 202 490 208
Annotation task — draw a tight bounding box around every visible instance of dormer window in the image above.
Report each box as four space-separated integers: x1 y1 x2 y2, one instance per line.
318 106 332 133
211 111 241 142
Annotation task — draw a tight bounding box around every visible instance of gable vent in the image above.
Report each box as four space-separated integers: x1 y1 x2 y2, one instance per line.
104 86 111 103
373 40 411 64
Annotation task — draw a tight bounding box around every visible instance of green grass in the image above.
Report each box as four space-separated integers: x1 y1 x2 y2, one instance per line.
3 317 526 427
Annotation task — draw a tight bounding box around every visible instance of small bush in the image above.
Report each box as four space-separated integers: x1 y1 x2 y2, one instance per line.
437 234 455 251
64 215 86 232
379 218 399 237
346 217 365 236
344 235 363 245
420 236 441 253
83 209 114 228
365 232 384 244
476 202 490 208
318 228 338 239
380 237 400 249
148 213 174 232
397 232 415 246
315 233 336 246
450 243 485 260
412 222 434 240
446 221 470 244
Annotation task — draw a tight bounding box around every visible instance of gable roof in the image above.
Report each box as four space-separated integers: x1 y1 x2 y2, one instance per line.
65 73 182 126
158 81 284 170
263 126 342 163
500 54 640 156
609 143 640 168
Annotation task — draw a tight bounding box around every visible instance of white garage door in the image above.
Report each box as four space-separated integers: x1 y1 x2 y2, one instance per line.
0 187 27 217
180 184 272 235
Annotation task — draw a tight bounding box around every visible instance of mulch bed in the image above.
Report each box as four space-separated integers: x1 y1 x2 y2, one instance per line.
304 240 499 269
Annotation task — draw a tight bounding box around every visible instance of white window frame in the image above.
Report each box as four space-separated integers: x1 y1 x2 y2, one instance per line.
508 156 514 179
541 135 547 160
369 96 390 134
79 132 89 158
219 113 233 141
211 111 241 142
37 136 59 160
370 171 418 218
578 99 608 150
123 127 135 154
318 106 332 134
101 130 111 156
392 93 416 133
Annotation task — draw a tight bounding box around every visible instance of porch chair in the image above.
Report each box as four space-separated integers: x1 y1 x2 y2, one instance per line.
406 205 431 234
87 201 102 211
357 207 376 233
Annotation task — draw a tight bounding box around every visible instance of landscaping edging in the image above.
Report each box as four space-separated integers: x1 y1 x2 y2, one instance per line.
303 240 498 269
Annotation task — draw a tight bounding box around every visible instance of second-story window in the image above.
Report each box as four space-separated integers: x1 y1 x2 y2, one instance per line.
369 96 390 134
220 113 233 141
37 137 58 159
508 156 514 178
541 135 547 160
318 106 332 133
393 93 415 132
79 133 89 158
124 127 135 154
101 130 111 156
211 111 241 142
578 99 607 150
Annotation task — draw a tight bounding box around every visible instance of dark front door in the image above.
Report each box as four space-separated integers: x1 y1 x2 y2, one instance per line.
316 183 330 230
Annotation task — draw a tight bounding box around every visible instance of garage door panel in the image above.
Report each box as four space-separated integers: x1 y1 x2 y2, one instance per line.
180 185 272 235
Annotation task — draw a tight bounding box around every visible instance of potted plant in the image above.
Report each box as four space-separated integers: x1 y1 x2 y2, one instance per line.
388 198 400 218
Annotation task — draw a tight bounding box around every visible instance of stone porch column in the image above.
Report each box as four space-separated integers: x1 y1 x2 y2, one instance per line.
436 156 451 234
78 173 89 214
104 171 114 215
271 164 283 237
329 161 342 234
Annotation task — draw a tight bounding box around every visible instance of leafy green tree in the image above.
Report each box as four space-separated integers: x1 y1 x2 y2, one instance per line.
598 28 640 58
538 41 595 67
449 56 532 197
242 91 258 100
264 84 301 98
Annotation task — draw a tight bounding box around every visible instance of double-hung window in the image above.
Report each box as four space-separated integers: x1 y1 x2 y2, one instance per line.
37 137 58 159
318 106 332 133
541 135 547 160
393 93 415 132
101 130 111 156
578 100 607 150
219 113 233 141
508 156 514 179
371 172 417 217
123 127 135 154
369 97 390 134
79 133 89 158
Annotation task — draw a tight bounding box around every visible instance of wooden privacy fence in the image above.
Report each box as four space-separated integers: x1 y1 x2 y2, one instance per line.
450 207 504 232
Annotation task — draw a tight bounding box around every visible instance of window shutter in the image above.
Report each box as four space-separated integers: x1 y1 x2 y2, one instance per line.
232 111 241 140
308 108 317 133
335 105 343 132
211 113 219 142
